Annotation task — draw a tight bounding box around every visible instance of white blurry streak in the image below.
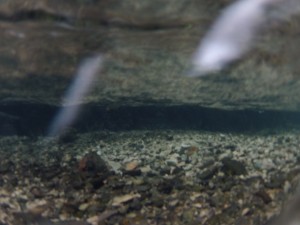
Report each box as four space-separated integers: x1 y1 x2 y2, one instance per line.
188 0 300 77
48 55 103 137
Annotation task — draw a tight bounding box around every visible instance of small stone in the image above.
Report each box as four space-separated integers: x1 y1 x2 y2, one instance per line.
168 199 179 207
242 208 250 216
166 154 180 166
186 146 199 156
87 215 100 225
140 165 151 173
111 193 141 206
124 160 139 171
79 203 89 211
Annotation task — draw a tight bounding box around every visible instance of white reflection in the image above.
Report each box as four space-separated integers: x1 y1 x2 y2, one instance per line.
188 0 300 77
48 55 103 137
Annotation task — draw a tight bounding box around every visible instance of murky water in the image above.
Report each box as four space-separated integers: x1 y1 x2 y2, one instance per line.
1 1 300 225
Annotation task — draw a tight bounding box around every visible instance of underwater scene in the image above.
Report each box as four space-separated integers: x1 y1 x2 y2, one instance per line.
1 0 300 224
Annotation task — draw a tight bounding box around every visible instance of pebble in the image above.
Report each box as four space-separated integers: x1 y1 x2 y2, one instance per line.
124 160 139 171
79 203 89 211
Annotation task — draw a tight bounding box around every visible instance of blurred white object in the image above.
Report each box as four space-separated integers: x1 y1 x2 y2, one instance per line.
188 0 300 77
48 55 103 137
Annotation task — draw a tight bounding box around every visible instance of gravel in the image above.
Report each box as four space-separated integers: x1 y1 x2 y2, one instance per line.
0 129 300 224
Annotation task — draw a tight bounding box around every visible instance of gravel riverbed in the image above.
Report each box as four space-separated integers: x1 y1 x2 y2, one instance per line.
1 129 300 225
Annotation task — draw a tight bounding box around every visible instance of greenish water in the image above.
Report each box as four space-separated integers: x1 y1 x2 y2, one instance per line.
1 1 300 225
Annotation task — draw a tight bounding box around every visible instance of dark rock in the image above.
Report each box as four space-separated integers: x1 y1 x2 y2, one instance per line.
12 212 76 225
78 152 111 189
42 166 61 180
90 177 105 189
255 190 272 204
165 134 174 141
71 176 85 190
151 194 164 208
265 172 285 189
7 176 18 187
129 198 142 211
221 158 247 176
30 186 44 198
223 202 240 216
224 145 237 151
159 166 172 175
0 160 14 173
218 177 235 192
78 152 109 175
136 185 150 192
172 166 183 175
123 169 142 176
235 217 251 225
198 165 218 180
157 179 175 194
